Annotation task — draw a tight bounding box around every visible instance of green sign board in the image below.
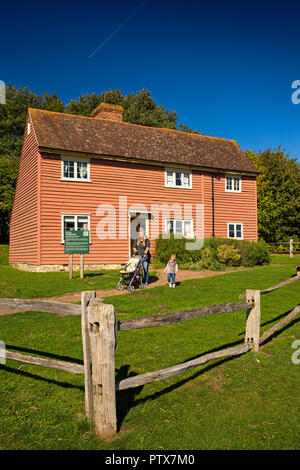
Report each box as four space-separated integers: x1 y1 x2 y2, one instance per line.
64 230 90 255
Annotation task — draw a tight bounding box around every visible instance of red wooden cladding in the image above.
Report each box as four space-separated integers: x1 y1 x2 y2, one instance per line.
9 126 257 267
9 116 40 265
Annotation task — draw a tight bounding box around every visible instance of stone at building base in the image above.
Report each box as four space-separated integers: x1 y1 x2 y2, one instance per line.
11 263 122 272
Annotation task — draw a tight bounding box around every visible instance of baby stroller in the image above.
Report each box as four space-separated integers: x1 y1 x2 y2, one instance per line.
116 255 146 291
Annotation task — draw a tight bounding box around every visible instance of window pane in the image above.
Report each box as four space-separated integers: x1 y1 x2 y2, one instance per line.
234 177 240 191
175 220 183 233
77 162 88 179
77 217 88 230
166 171 173 186
183 173 190 187
184 220 193 238
236 224 242 238
64 216 75 231
166 219 173 234
63 161 74 178
175 172 182 186
226 176 232 190
228 224 235 238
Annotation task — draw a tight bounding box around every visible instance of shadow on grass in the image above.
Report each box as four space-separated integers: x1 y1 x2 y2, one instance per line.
0 364 83 390
5 344 83 365
115 338 245 430
237 307 298 337
148 275 159 285
115 365 144 432
116 312 300 429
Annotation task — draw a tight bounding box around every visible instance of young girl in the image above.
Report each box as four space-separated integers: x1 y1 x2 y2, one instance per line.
164 254 178 288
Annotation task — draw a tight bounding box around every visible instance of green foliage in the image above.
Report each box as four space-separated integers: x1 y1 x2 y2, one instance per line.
0 85 202 240
246 147 300 242
242 240 271 267
155 235 270 270
217 244 241 266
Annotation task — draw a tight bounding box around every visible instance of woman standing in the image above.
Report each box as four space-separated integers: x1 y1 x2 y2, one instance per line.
133 228 151 286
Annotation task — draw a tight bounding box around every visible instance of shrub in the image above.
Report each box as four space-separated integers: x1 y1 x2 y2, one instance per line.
217 244 241 266
154 235 270 270
243 240 271 266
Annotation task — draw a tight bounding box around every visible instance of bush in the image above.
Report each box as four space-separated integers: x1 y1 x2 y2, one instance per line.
217 244 241 266
243 240 271 266
154 235 270 270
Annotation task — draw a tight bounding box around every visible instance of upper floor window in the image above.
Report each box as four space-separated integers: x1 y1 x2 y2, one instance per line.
225 175 241 192
165 168 192 189
61 156 91 182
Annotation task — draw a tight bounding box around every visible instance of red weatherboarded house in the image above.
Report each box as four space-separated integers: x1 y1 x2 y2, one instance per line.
9 103 259 271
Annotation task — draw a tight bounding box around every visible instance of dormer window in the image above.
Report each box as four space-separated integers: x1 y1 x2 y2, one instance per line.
61 156 91 182
165 168 192 188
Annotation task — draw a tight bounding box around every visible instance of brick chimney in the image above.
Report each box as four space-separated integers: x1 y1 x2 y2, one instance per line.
90 102 124 121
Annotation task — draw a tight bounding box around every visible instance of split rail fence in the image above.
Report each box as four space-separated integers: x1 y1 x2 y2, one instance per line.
268 238 300 257
0 267 299 440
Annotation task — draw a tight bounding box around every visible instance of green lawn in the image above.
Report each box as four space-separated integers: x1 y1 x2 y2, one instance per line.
0 258 299 450
1 243 299 299
0 244 121 298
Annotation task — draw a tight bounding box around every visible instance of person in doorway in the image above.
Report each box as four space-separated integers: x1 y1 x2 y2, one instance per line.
133 227 151 286
164 254 178 288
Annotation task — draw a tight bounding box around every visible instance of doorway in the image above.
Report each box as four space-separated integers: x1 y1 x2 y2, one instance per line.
129 211 150 257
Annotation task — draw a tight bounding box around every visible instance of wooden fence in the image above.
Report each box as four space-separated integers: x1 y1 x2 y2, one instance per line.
0 267 299 440
268 238 300 257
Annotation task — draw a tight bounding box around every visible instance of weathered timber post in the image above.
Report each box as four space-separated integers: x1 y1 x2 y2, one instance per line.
245 289 261 352
81 291 96 421
80 254 84 279
87 298 117 440
290 239 294 258
69 254 73 279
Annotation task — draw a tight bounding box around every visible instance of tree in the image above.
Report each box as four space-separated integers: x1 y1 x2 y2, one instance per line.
246 147 300 242
0 84 65 240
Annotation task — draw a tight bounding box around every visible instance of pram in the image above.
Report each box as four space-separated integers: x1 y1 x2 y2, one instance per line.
116 255 146 291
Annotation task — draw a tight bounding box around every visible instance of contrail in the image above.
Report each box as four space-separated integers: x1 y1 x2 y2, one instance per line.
89 0 149 59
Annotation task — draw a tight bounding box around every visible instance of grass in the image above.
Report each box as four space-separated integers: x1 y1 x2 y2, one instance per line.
1 243 299 299
0 253 299 449
0 245 121 298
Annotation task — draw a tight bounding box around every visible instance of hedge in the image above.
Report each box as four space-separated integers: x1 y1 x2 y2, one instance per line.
154 235 270 270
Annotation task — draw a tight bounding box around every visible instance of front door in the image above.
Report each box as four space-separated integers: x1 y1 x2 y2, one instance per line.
129 212 150 257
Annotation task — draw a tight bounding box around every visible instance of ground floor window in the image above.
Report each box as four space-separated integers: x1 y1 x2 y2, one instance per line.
165 218 194 238
61 214 90 242
228 222 243 239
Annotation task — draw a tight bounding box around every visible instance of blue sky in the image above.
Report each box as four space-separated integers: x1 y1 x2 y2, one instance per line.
1 0 300 161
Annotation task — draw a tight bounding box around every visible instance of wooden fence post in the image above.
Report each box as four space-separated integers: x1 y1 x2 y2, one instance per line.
290 239 293 258
81 291 96 421
245 289 261 352
87 298 117 440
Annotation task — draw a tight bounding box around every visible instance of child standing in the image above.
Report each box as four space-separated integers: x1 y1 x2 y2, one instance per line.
164 254 178 288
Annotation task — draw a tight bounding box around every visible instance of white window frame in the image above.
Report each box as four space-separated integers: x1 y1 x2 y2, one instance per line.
225 174 242 193
61 156 91 182
164 218 194 239
61 213 91 243
165 168 192 189
227 222 243 240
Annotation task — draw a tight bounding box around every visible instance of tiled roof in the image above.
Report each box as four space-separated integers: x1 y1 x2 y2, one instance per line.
28 108 259 174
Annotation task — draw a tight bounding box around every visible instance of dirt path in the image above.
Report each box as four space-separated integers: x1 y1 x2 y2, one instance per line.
27 267 245 303
0 266 259 315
